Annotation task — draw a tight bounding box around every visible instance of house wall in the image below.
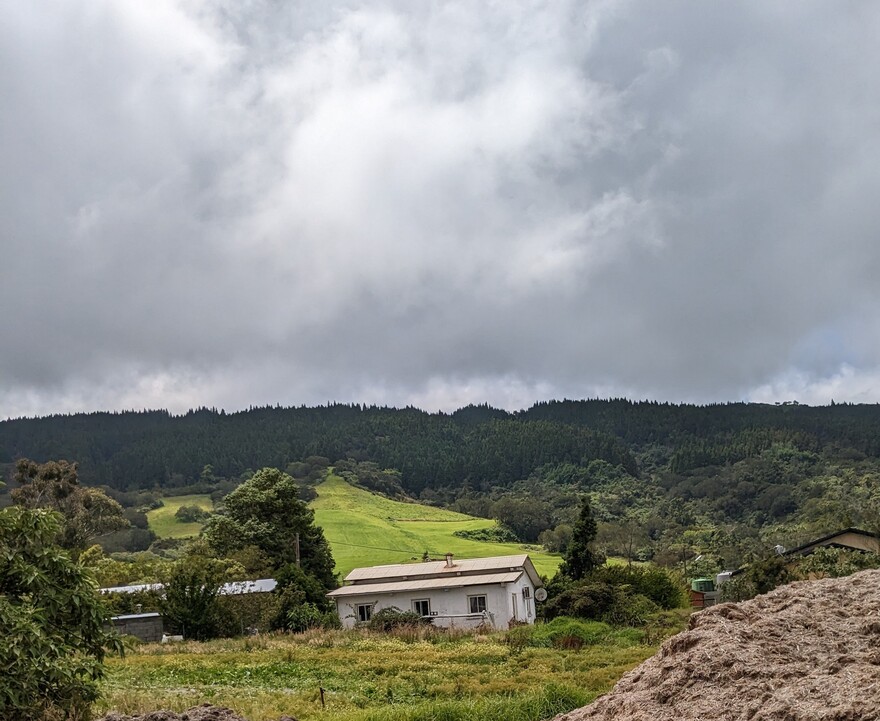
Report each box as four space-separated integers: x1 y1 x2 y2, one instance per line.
334 577 538 630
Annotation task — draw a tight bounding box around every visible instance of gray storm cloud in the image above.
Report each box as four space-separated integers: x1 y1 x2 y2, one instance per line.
3 0 880 417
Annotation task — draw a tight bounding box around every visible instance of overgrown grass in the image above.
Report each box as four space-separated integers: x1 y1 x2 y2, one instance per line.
146 494 213 539
98 624 667 721
311 474 562 577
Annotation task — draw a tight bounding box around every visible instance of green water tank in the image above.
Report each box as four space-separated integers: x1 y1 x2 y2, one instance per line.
691 578 715 593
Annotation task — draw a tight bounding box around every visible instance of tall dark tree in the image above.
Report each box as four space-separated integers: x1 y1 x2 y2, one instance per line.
560 496 601 580
203 467 336 588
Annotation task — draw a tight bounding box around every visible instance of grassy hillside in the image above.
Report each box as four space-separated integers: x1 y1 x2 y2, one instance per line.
146 494 214 539
311 474 562 578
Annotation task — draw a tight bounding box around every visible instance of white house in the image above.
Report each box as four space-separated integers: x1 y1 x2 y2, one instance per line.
327 554 543 629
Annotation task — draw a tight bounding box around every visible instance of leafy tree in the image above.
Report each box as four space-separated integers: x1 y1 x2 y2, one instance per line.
203 467 335 587
0 506 122 720
269 563 334 631
489 496 551 542
560 497 602 580
12 459 128 554
160 552 227 641
174 504 210 522
539 523 574 553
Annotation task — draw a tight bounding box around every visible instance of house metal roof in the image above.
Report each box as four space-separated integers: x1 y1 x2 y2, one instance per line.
783 527 880 557
100 578 277 596
111 612 162 621
218 578 277 595
344 554 540 585
327 570 524 598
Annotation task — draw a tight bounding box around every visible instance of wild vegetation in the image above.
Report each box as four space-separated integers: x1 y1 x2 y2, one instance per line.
96 621 682 721
4 401 880 575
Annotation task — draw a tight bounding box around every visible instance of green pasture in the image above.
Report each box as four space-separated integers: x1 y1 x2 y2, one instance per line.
146 494 214 539
312 474 562 578
98 627 657 721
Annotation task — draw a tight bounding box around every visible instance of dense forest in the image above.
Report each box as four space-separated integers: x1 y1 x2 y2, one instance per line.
3 400 880 566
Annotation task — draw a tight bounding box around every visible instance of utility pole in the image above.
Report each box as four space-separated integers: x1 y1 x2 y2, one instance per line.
295 532 301 567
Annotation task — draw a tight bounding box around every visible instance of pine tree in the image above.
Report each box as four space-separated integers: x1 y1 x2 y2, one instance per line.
560 496 601 580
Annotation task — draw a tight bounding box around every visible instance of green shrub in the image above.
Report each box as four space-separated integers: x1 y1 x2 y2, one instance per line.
367 606 431 631
507 617 644 650
453 526 520 543
588 565 685 609
0 507 123 720
174 504 210 523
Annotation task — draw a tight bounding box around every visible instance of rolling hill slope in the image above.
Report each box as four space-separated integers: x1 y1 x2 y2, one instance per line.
311 473 562 578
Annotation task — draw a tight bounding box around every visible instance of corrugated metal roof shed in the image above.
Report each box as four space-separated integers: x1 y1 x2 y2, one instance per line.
111 612 162 621
327 571 524 597
100 578 277 596
100 582 164 595
218 578 277 595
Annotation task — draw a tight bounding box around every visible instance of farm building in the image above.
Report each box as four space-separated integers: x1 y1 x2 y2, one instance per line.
327 554 543 629
783 527 880 557
109 612 164 642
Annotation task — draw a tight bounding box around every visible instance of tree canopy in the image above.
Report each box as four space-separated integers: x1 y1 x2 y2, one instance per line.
203 467 336 588
12 458 128 553
0 506 122 719
560 497 601 580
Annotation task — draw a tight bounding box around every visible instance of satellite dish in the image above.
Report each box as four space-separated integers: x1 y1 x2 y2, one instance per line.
534 587 548 602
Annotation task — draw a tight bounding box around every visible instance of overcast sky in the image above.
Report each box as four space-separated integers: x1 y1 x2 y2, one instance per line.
4 1 880 418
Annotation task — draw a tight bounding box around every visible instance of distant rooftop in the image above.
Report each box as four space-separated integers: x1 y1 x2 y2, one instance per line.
100 578 277 596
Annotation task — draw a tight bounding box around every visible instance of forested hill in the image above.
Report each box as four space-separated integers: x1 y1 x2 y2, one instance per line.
2 400 880 494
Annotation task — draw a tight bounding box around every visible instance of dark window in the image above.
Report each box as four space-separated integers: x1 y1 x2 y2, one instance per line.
522 587 531 599
468 595 487 613
357 604 373 622
412 599 431 616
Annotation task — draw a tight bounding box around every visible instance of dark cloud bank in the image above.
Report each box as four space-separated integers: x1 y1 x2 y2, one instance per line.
3 1 880 417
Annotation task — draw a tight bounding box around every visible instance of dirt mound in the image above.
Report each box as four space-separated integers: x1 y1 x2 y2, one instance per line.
97 704 296 721
554 568 880 721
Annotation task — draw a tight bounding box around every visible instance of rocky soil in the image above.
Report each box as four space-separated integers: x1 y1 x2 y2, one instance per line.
554 568 880 721
97 704 296 721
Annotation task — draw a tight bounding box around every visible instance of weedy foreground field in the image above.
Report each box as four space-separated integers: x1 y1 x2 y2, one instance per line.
98 620 683 721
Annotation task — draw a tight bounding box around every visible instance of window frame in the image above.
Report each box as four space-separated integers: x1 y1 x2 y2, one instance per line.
412 598 431 617
468 594 488 614
356 603 374 623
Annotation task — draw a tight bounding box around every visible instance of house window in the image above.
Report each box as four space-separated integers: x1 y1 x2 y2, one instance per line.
356 603 373 623
468 595 487 613
412 599 431 617
522 587 531 599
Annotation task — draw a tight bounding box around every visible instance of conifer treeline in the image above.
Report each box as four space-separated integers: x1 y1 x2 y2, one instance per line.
2 400 880 492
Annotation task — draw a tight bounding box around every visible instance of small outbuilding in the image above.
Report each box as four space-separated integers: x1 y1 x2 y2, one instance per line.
110 612 164 642
328 554 543 629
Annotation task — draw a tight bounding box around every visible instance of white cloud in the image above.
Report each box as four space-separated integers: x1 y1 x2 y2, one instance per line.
4 1 880 415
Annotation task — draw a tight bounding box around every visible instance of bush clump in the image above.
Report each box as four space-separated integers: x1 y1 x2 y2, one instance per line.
453 526 520 543
507 617 643 650
542 565 685 627
174 505 211 523
367 606 431 631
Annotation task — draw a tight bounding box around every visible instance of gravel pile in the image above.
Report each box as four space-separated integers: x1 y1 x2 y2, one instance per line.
554 568 880 721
